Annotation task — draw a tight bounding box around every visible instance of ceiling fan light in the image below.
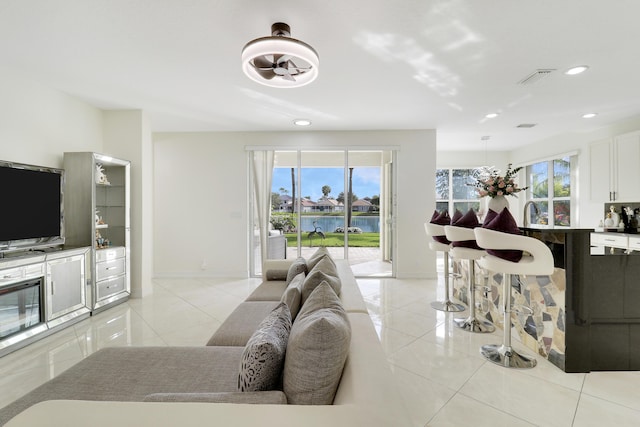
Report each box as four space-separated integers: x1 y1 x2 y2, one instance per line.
242 24 319 88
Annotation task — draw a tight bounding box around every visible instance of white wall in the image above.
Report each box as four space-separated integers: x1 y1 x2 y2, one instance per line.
152 130 437 279
103 111 153 298
0 67 103 167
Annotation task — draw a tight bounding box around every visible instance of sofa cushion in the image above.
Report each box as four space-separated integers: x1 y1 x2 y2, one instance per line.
0 346 245 426
206 301 280 347
306 246 334 271
482 207 524 262
238 302 292 392
301 256 341 303
283 282 351 405
143 391 287 404
281 272 304 321
286 257 308 284
245 280 288 301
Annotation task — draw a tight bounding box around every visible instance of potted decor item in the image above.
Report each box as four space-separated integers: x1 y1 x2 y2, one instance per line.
472 164 528 212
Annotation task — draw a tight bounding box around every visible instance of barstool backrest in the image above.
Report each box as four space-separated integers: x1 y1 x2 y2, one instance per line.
425 222 446 238
474 228 554 276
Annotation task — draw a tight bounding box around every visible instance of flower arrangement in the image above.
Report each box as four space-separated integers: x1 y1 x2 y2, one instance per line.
472 163 528 198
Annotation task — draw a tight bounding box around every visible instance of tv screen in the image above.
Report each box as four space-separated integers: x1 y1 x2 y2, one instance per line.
0 163 63 247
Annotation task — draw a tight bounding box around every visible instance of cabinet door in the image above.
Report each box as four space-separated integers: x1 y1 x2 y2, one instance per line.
614 132 640 202
589 139 613 201
46 255 86 320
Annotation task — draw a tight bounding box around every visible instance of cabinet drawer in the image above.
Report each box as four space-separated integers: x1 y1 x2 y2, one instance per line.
97 275 125 300
96 258 125 281
0 263 44 285
629 236 640 251
591 233 628 249
96 247 125 262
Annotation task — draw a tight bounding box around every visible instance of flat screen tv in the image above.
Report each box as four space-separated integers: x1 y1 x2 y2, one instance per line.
0 161 65 253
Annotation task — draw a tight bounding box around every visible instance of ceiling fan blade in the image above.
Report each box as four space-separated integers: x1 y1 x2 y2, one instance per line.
287 60 311 72
276 54 292 65
253 55 273 68
282 73 296 82
250 58 276 80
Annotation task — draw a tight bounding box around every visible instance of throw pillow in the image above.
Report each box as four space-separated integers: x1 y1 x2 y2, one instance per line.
306 247 335 271
283 282 351 405
286 257 308 285
238 302 292 392
483 207 524 262
451 209 464 224
483 208 499 226
281 272 304 321
429 210 451 244
451 208 482 250
301 256 341 303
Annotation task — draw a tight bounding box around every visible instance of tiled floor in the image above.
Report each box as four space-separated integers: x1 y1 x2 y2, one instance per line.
1 273 640 426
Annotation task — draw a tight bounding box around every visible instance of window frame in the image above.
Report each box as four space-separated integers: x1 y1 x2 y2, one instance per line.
524 155 576 227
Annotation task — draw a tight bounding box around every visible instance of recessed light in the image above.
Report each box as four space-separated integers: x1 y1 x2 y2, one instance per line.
565 66 589 75
582 113 597 119
293 119 312 126
485 113 499 119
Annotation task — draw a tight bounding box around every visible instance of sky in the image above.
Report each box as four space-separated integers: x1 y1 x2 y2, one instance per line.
272 167 380 201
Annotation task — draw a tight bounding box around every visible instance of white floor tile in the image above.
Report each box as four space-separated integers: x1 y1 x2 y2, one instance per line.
1 274 639 427
429 393 537 427
572 393 640 427
459 362 580 427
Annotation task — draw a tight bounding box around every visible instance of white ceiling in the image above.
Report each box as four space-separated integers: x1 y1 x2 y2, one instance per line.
1 0 640 151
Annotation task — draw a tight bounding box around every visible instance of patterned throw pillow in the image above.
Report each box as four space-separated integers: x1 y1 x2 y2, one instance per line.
238 302 292 392
482 207 524 262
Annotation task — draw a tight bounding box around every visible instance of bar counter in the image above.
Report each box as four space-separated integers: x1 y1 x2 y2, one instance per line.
452 226 640 372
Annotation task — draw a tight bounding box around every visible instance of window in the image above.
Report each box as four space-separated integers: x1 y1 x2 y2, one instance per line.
436 168 480 215
525 156 573 226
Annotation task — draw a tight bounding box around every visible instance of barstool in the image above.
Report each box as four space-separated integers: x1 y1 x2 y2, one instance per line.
474 227 554 368
424 223 465 312
444 225 495 333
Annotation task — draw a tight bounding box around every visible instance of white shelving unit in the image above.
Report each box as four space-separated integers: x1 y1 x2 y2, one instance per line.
63 152 131 312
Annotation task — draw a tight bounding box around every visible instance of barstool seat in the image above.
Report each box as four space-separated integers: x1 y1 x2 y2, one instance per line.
445 226 495 333
474 227 554 368
424 223 465 312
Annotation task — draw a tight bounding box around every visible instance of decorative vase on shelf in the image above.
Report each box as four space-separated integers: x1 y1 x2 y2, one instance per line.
488 195 509 213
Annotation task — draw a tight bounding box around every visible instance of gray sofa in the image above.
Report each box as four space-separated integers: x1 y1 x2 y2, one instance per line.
1 248 409 427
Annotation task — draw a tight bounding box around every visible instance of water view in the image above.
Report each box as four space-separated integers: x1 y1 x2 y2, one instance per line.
299 216 380 233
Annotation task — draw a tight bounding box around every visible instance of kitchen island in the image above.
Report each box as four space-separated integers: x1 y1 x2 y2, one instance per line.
453 227 640 372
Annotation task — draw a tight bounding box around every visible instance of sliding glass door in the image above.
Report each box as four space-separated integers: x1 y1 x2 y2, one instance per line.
250 148 396 277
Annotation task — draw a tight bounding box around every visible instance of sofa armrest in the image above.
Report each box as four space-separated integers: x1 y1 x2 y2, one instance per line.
263 259 295 280
143 391 287 405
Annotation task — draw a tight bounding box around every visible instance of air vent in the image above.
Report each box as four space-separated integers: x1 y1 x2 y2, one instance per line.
517 123 537 128
517 69 556 85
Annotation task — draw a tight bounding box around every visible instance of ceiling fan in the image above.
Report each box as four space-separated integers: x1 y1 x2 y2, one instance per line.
241 22 319 88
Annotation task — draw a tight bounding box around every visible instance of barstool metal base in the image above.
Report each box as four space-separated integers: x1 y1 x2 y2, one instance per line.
430 300 465 312
454 316 495 333
480 344 537 369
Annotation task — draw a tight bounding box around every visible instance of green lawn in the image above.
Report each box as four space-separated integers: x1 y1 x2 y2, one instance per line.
284 232 379 247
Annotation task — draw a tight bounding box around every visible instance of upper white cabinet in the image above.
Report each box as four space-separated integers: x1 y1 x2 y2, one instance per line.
589 131 640 202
